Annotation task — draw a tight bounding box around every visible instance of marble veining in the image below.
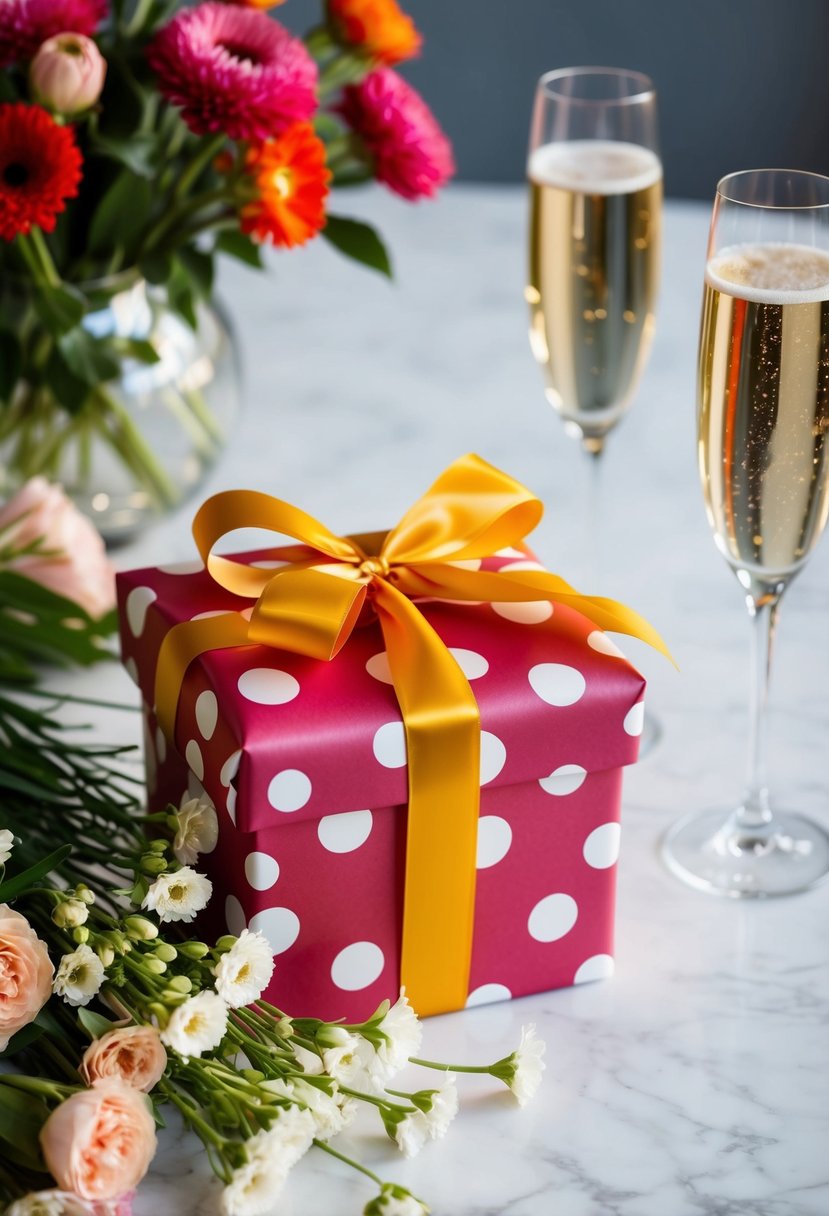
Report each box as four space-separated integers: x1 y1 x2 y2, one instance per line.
52 186 828 1214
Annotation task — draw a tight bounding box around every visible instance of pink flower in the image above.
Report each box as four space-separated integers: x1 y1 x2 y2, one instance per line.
340 67 454 200
80 1026 167 1093
148 1 317 140
30 32 107 115
0 0 108 67
0 903 54 1051
40 1082 157 1203
0 478 115 619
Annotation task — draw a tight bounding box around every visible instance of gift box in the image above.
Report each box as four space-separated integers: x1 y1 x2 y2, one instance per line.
117 458 653 1020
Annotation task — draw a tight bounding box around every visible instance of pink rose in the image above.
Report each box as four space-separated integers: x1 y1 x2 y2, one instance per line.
80 1026 167 1093
0 477 115 618
0 903 54 1050
40 1082 157 1202
30 32 107 115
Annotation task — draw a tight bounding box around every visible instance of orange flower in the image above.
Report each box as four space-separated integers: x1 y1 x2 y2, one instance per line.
239 122 330 248
329 0 421 66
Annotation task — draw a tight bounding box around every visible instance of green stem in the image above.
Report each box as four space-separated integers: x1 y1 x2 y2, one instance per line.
174 134 228 202
409 1057 490 1074
17 229 61 288
312 1136 383 1187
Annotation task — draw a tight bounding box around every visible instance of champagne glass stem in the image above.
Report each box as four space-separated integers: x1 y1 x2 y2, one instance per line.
739 591 781 831
583 443 604 587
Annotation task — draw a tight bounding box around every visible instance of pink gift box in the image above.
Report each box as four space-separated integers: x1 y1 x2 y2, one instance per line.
118 548 645 1020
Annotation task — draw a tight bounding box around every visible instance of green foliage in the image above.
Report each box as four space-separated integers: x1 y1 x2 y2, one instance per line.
0 1083 50 1173
0 571 116 679
323 215 394 278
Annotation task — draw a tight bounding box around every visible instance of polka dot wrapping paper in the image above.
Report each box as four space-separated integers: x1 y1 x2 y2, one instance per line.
118 547 646 1021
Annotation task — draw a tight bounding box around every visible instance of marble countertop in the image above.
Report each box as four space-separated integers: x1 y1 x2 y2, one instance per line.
65 186 829 1215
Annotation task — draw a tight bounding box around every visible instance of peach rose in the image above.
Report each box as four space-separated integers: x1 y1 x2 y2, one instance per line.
40 1082 157 1202
0 478 115 619
0 903 54 1050
80 1026 167 1093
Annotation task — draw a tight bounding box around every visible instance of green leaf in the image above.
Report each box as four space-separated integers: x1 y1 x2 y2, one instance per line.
57 330 120 385
177 246 215 297
43 345 91 414
323 215 393 278
78 1007 116 1039
115 337 161 364
0 1082 50 1169
0 1020 45 1057
167 258 198 329
0 843 72 903
89 170 152 256
215 229 264 269
0 328 22 401
0 571 116 672
34 284 86 337
139 249 173 286
89 131 158 178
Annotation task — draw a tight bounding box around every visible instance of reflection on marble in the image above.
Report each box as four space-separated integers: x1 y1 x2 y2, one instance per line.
57 185 828 1214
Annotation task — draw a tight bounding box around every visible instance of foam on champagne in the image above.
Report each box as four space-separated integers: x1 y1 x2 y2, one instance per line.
706 243 829 305
528 140 662 196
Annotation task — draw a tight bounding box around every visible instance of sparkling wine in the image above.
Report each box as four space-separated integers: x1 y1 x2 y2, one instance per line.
698 242 829 580
526 140 662 442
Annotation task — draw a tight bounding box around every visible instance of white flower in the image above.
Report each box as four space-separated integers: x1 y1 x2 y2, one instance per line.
493 1024 546 1106
52 898 88 929
213 930 274 1008
221 1108 315 1216
160 990 228 1060
374 989 423 1077
7 1192 94 1216
321 1029 378 1089
0 828 14 866
53 944 104 1007
326 990 423 1093
364 1184 430 1215
416 1074 458 1140
290 1042 324 1075
141 866 212 923
391 1109 429 1159
173 793 219 866
263 1077 354 1139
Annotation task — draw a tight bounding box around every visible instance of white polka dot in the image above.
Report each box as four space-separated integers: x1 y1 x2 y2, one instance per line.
492 600 553 624
195 690 218 740
528 893 578 942
251 559 289 569
587 630 626 659
466 982 513 1007
226 786 237 825
366 652 393 684
125 657 139 684
191 610 229 621
373 721 406 768
583 822 621 869
187 771 205 800
476 816 512 868
574 954 615 984
185 739 204 781
225 895 246 937
448 647 489 679
155 726 167 765
495 547 525 559
480 731 506 785
245 852 280 891
318 810 373 853
249 907 300 955
448 558 482 570
126 586 156 638
624 701 645 737
220 750 242 787
528 662 586 706
539 764 587 795
331 941 385 991
238 668 299 705
501 559 547 573
268 769 312 812
158 559 204 575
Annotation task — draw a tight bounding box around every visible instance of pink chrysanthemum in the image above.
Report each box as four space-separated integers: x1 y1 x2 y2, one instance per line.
147 1 317 140
340 68 454 201
0 0 108 67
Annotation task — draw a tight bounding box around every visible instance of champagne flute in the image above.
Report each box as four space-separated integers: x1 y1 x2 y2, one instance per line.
526 67 662 751
662 168 829 897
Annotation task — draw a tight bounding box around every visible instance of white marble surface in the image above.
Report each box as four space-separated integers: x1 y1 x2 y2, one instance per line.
66 186 829 1215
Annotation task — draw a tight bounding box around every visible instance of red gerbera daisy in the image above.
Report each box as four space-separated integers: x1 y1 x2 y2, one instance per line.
148 2 317 141
236 121 330 247
0 0 108 67
0 103 83 242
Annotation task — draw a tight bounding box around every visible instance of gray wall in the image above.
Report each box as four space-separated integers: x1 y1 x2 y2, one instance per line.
283 0 829 199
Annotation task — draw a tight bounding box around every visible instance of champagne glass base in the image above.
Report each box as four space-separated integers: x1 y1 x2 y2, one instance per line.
637 709 661 759
661 807 829 898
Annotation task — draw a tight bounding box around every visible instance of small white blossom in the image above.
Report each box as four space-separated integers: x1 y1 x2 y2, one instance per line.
374 989 423 1077
0 828 14 866
7 1192 94 1216
493 1024 546 1106
221 1108 315 1216
161 990 228 1060
213 930 275 1008
262 1076 354 1139
141 866 212 923
416 1074 458 1140
392 1109 429 1158
53 944 104 1007
364 1184 430 1215
52 898 88 929
321 1029 378 1089
173 793 219 866
290 1042 324 1075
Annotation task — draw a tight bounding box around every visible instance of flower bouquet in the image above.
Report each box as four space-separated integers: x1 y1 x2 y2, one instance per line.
0 0 453 541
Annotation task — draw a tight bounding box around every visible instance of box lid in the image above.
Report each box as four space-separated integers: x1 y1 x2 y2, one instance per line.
118 547 645 834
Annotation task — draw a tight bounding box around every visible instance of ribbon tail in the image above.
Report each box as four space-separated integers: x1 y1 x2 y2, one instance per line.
373 580 481 1018
155 613 252 741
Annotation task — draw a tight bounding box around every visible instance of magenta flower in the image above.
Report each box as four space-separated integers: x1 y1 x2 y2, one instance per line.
148 1 317 141
340 67 454 201
0 0 107 66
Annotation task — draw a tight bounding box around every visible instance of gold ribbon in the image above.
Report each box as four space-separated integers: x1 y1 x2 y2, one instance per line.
155 454 669 1016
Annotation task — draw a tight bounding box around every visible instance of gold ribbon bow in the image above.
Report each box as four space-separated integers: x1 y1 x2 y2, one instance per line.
155 454 669 1016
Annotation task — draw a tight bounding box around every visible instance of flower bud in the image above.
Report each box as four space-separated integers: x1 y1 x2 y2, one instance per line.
75 884 95 905
72 925 90 944
148 1002 170 1028
95 943 115 968
125 916 158 942
154 942 178 963
177 941 209 960
52 897 89 928
149 839 168 854
165 975 192 994
144 956 167 975
275 1016 293 1038
140 855 168 875
30 33 107 117
316 1024 351 1049
215 935 237 952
